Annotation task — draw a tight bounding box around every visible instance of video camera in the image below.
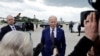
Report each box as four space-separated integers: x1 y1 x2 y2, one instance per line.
81 0 100 27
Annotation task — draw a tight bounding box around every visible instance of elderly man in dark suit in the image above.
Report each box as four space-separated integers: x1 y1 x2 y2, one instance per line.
0 15 21 41
41 16 66 56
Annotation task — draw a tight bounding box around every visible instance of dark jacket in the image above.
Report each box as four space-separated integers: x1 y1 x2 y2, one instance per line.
0 25 21 40
94 37 100 56
41 27 66 56
33 43 44 56
69 36 94 56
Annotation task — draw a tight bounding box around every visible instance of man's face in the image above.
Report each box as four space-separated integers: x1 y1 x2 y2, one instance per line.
49 16 57 28
7 16 15 25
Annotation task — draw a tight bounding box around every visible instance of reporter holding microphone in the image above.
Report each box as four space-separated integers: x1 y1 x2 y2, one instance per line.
69 12 99 56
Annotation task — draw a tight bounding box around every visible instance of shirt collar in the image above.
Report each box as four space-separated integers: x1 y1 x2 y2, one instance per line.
50 27 57 31
9 25 15 27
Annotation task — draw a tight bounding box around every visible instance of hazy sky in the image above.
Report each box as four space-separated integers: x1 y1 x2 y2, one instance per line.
0 0 94 22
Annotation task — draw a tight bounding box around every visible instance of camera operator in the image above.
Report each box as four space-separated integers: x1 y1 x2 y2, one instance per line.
68 12 99 56
88 14 100 56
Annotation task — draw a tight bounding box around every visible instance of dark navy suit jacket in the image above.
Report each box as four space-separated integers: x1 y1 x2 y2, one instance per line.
0 25 21 40
41 27 66 56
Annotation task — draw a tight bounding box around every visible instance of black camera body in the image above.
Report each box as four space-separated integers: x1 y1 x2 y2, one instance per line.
81 0 100 27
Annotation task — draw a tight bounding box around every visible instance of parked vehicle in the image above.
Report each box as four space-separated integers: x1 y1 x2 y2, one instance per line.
15 22 34 31
40 21 63 28
72 23 84 33
15 22 26 31
25 22 34 31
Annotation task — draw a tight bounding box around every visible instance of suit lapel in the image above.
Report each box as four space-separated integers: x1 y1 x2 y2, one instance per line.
47 28 52 42
56 27 60 39
7 25 12 31
48 28 50 38
15 26 18 30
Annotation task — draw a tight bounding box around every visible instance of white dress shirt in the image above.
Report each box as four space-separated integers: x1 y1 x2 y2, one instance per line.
9 25 16 31
50 27 57 38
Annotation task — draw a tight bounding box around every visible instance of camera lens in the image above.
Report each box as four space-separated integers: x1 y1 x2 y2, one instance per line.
89 0 97 3
91 0 96 3
88 0 100 11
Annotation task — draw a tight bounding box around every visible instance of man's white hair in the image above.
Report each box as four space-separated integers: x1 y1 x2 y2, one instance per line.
48 15 57 20
6 15 14 19
0 31 33 56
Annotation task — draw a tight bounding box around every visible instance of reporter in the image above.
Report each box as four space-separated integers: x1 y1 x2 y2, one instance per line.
69 12 99 56
88 14 100 56
0 31 33 56
84 12 98 41
93 18 100 56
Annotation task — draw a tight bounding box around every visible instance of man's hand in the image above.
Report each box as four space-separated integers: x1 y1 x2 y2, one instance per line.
52 48 58 56
84 12 98 41
88 47 94 56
